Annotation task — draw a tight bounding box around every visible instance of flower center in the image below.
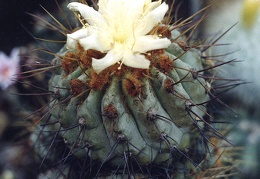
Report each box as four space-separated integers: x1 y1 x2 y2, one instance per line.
112 20 134 44
114 33 127 44
112 30 135 53
1 67 10 77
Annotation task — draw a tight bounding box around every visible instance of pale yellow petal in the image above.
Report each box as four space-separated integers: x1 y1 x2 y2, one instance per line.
79 29 110 52
135 2 168 36
123 52 150 69
66 28 88 49
143 0 162 15
133 35 171 53
125 0 146 21
68 2 107 29
92 51 120 74
97 0 109 15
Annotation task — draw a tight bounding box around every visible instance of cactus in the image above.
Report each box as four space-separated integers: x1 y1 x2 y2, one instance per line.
30 0 237 178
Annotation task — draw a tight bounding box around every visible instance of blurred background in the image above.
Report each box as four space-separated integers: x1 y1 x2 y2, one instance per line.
0 0 63 54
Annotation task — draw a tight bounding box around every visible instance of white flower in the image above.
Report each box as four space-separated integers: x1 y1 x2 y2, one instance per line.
66 0 171 74
0 48 20 89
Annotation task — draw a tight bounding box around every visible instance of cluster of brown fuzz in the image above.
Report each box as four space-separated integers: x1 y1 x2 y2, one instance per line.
79 48 105 68
177 40 189 51
103 104 119 136
164 78 175 93
60 40 175 97
146 49 174 73
103 103 118 121
123 74 144 97
61 52 78 74
70 79 85 95
151 25 172 39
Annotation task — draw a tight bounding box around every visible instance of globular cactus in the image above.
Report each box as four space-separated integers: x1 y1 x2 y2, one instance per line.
31 0 232 178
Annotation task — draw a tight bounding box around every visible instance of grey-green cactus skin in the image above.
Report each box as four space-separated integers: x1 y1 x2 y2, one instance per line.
33 28 213 178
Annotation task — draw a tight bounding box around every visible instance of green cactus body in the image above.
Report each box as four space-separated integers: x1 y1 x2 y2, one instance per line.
33 24 211 177
29 1 224 178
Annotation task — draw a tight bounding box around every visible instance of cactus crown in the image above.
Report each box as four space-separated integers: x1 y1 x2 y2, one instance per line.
66 0 171 74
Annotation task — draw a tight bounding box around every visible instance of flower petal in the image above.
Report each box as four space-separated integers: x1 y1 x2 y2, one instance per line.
97 0 109 15
0 51 9 61
135 2 168 35
92 51 120 74
68 2 107 29
143 0 162 15
123 52 150 69
10 48 20 62
79 29 110 52
99 0 144 28
133 35 171 53
66 28 88 49
125 0 146 22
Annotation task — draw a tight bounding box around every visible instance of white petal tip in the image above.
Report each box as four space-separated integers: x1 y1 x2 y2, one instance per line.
92 52 119 74
67 2 82 10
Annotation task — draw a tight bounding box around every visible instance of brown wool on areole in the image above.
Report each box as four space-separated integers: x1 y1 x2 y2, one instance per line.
79 48 105 68
88 70 111 90
123 75 143 97
177 40 189 51
164 78 175 93
70 78 85 95
62 42 176 94
158 54 174 73
78 50 93 68
147 49 174 73
62 52 79 74
103 103 118 120
151 25 172 39
103 103 120 136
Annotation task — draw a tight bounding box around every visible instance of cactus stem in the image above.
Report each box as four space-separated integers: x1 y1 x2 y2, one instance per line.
18 1 244 178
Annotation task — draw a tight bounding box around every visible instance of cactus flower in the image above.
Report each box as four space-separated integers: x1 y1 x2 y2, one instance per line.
0 48 20 89
66 0 171 73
